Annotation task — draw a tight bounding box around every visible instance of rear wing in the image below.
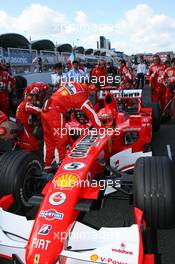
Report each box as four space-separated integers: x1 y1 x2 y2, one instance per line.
98 89 142 100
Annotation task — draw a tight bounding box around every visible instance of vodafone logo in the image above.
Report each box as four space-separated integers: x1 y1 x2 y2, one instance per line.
49 192 66 206
120 242 126 250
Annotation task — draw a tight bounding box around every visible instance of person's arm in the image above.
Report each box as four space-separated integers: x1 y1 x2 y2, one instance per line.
123 67 133 81
81 99 101 128
25 102 42 115
164 71 175 86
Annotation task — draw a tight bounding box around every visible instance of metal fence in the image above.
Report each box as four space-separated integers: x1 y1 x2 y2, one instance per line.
0 46 120 74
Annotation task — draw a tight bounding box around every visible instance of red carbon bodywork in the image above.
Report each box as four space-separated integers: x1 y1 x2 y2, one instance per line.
135 208 154 264
26 133 111 263
26 92 153 264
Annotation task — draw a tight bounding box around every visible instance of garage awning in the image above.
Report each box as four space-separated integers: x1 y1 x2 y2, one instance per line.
85 49 93 55
57 44 73 53
0 33 29 49
31 39 55 51
94 50 101 56
75 46 85 54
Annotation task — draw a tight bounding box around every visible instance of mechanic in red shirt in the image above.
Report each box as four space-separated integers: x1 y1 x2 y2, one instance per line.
0 64 15 116
119 60 134 85
159 58 175 113
16 83 49 152
147 55 165 102
91 60 108 87
41 82 101 169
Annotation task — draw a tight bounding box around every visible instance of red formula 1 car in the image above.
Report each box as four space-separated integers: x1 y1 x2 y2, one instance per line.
0 90 173 264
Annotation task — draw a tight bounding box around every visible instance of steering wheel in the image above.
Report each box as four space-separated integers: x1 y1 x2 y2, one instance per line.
74 110 89 124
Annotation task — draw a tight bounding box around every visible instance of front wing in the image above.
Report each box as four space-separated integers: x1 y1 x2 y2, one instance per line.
0 208 154 264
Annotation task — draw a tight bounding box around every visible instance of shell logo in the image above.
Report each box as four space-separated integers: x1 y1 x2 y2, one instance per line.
60 89 69 96
53 173 80 189
90 254 99 262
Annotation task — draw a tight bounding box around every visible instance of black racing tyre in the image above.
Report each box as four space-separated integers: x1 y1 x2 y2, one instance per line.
134 156 174 229
0 139 14 153
142 227 158 254
15 75 27 99
0 150 42 213
152 102 161 132
15 75 27 89
141 85 152 108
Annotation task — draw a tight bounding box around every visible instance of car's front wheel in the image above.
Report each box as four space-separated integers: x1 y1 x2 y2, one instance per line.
0 150 42 213
134 156 174 229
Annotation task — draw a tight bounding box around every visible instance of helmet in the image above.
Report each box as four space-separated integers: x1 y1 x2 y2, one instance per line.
24 82 49 99
98 108 116 127
87 84 96 92
81 83 96 94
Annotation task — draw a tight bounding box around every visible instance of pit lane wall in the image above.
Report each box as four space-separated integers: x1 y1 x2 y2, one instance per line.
20 72 52 85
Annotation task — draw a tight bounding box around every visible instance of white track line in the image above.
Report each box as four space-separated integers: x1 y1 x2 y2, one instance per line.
166 145 173 161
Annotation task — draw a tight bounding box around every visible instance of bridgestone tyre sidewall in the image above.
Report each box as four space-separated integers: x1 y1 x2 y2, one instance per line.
0 151 42 211
134 156 174 229
141 85 152 108
14 75 27 99
152 102 161 132
15 75 27 89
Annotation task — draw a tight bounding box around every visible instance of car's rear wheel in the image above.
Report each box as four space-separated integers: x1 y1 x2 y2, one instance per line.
152 102 161 132
15 75 27 97
134 156 174 229
0 150 42 213
141 85 152 108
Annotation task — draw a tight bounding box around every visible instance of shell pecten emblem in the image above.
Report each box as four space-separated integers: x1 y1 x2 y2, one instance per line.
90 254 99 262
60 88 69 96
53 173 80 190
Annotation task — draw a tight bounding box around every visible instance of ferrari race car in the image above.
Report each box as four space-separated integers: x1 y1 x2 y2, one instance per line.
0 89 173 264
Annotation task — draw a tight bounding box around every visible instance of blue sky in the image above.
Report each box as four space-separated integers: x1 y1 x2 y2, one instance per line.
0 0 175 53
1 0 174 20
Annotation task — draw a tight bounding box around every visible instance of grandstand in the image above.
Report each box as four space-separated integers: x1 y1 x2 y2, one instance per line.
0 33 122 74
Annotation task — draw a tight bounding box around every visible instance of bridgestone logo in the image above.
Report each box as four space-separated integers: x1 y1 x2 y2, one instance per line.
69 134 98 158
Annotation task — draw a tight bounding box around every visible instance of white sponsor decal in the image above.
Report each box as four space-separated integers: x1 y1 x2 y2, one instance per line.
38 224 52 235
69 134 99 158
39 209 64 220
63 162 85 171
32 238 51 250
49 192 66 206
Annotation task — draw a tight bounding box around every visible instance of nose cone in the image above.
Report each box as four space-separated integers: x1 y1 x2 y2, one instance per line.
26 239 63 264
